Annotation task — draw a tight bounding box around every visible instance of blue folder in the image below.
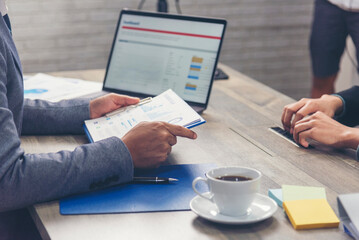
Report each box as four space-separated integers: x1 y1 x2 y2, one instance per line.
60 163 215 215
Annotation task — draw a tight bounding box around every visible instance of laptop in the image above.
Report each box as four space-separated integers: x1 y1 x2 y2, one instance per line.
100 9 227 113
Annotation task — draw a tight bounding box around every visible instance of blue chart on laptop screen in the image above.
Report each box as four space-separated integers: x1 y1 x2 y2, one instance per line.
104 13 224 104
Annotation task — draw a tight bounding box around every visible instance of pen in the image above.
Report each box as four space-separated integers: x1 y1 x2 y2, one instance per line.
132 177 179 184
106 97 152 117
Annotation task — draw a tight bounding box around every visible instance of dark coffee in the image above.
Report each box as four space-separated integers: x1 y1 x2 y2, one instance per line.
216 175 252 182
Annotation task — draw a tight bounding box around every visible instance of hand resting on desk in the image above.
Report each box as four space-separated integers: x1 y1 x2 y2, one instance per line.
281 94 359 149
281 94 343 134
292 111 359 149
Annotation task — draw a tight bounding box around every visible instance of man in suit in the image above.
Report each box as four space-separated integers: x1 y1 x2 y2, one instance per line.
0 5 197 239
281 86 359 159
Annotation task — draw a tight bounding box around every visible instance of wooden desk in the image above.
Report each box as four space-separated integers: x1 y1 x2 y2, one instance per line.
21 64 357 239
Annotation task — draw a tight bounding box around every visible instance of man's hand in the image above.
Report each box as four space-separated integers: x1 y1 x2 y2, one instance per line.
89 93 139 119
281 94 343 134
122 122 197 168
292 111 359 149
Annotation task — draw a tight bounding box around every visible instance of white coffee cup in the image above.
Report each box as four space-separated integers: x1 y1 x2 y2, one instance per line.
192 166 261 216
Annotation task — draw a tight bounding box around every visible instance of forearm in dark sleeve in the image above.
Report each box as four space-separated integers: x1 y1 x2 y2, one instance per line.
336 86 359 127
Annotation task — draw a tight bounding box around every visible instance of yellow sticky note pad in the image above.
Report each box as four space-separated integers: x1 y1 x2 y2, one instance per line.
283 199 339 230
282 185 326 201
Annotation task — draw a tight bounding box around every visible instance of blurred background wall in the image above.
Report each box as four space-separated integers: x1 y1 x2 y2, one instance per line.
8 0 314 99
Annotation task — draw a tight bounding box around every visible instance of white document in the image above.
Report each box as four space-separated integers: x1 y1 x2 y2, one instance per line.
84 89 206 142
24 73 102 102
338 193 359 240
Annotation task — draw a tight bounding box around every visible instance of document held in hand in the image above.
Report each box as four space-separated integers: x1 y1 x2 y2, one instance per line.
84 89 206 142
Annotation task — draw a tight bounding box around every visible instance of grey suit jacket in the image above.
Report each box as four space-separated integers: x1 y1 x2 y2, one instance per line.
0 16 133 211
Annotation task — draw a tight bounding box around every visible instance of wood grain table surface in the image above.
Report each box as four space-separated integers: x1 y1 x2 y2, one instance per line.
21 63 357 240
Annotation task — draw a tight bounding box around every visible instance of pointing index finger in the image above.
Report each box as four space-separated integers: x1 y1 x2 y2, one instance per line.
163 122 197 139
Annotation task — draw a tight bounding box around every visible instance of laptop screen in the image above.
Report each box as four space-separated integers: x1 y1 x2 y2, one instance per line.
103 10 226 106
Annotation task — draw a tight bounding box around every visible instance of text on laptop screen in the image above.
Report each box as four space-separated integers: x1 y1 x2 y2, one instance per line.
104 13 225 104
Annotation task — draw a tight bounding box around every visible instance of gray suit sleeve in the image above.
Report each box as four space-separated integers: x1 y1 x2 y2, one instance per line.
22 98 91 135
0 99 134 211
0 133 134 212
0 49 134 211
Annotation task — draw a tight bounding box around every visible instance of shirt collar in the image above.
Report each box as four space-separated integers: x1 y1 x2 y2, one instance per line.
0 0 8 16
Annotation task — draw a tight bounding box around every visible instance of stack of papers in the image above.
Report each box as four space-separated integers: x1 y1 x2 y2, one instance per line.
338 193 359 239
24 73 102 102
269 185 339 230
84 89 206 142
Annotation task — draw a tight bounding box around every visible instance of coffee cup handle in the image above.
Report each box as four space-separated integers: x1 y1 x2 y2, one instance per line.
192 177 214 202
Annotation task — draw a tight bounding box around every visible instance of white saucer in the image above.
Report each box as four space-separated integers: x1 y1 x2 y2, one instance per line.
190 193 278 225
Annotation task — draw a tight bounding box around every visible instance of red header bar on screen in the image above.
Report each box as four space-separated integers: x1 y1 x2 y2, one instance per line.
122 26 221 40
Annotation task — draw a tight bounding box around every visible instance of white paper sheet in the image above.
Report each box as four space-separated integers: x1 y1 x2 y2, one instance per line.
24 73 102 102
84 89 205 142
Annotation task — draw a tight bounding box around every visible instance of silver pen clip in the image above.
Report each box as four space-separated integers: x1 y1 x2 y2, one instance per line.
105 97 152 117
